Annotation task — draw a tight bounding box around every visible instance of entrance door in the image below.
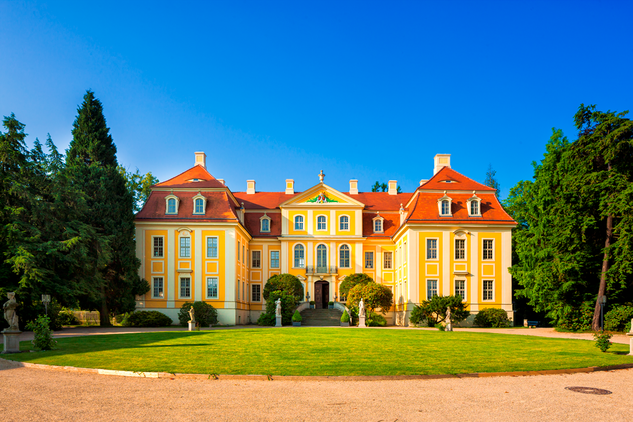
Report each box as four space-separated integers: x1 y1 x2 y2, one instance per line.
315 280 329 309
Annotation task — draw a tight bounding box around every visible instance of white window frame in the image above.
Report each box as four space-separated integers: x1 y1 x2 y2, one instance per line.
237 280 240 300
316 215 327 231
238 241 241 262
316 244 328 269
372 213 384 234
152 277 164 299
206 236 218 259
437 191 453 217
251 250 261 268
179 277 191 299
383 251 393 269
482 239 494 260
165 194 180 215
426 279 438 300
251 284 261 302
294 215 304 231
152 236 164 258
179 235 191 258
467 192 482 217
192 192 206 215
454 238 466 260
339 215 350 231
339 244 351 268
426 238 438 260
270 250 280 269
365 251 374 269
293 244 305 268
206 277 219 299
454 279 466 300
260 213 271 233
483 280 494 301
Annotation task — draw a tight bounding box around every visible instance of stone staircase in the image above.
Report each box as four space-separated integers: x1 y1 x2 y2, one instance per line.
300 308 343 326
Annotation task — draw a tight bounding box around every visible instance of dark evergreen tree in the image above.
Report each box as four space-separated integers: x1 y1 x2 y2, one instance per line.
484 164 501 198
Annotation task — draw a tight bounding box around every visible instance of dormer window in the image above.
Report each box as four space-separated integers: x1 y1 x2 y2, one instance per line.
467 191 482 217
192 192 206 215
437 191 453 217
373 212 384 233
165 194 180 215
260 213 271 233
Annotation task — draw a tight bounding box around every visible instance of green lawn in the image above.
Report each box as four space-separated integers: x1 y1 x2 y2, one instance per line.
3 328 632 376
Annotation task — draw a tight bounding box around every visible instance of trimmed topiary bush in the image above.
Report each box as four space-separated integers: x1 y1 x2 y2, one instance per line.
263 274 304 301
339 273 373 300
178 302 218 327
122 311 173 327
292 311 302 322
474 307 510 327
341 310 350 323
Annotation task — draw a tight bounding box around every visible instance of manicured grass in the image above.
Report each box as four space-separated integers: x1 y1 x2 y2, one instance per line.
3 328 632 376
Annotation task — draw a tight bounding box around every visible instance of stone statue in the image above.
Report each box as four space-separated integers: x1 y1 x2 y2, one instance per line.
445 306 453 331
630 318 633 334
358 298 365 318
275 298 282 316
188 306 196 324
3 292 19 331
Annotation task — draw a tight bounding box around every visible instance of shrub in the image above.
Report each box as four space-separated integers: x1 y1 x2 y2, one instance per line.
339 273 373 299
178 302 218 327
593 331 613 352
474 308 510 327
347 282 393 315
328 301 334 305
409 295 469 326
123 311 173 327
604 305 633 332
556 302 594 331
292 311 302 322
26 315 57 351
58 308 80 326
435 323 446 332
367 312 386 327
341 310 350 323
257 291 297 326
263 274 304 301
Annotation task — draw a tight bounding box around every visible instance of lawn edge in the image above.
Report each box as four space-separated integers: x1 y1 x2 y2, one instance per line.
2 357 632 381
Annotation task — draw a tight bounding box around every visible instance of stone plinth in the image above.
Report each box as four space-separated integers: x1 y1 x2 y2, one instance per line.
627 332 633 356
2 330 22 354
358 315 366 328
188 322 195 331
275 316 282 327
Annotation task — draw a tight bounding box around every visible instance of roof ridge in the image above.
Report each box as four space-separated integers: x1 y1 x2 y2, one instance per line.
154 165 217 187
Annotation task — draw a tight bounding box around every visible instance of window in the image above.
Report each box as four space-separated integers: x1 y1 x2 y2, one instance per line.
441 200 450 215
206 277 218 299
238 241 241 262
243 245 245 264
316 244 327 270
260 214 271 233
207 237 218 258
455 279 466 299
252 250 261 268
252 284 261 302
339 215 349 231
455 239 465 260
294 244 305 268
243 282 245 302
194 198 204 214
483 280 494 301
374 219 382 233
270 251 280 268
167 198 177 214
426 239 437 260
384 252 393 269
294 215 304 231
365 251 374 269
470 200 479 216
427 280 438 299
317 215 327 231
339 245 350 268
180 236 191 258
152 277 164 298
153 237 164 258
180 277 191 298
237 280 240 300
483 239 493 260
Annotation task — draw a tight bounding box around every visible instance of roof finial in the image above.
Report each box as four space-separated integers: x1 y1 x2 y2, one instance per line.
319 170 325 183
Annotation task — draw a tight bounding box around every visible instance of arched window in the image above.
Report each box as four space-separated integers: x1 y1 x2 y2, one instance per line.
167 198 176 214
317 215 327 231
261 218 270 232
339 245 350 268
194 198 204 214
294 244 305 268
316 244 327 271
294 215 304 231
374 219 382 233
470 200 479 216
339 215 349 231
441 200 450 215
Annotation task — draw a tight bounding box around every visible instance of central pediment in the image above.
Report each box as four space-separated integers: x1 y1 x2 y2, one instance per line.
279 183 365 208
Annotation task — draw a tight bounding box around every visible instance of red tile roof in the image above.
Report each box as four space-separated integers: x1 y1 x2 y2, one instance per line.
362 213 401 237
233 192 301 210
154 165 226 189
420 167 496 192
136 191 238 222
348 192 412 211
405 192 514 225
243 212 282 237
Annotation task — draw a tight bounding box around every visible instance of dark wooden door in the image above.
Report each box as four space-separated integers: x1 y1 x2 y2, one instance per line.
322 283 329 309
315 283 323 309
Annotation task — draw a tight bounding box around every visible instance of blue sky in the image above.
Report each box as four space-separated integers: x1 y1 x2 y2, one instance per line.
1 0 632 198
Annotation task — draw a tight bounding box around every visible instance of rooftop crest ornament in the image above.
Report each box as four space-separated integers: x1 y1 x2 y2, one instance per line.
306 191 339 204
318 170 325 183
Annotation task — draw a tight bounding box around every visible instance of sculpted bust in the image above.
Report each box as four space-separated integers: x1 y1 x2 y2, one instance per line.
3 292 19 331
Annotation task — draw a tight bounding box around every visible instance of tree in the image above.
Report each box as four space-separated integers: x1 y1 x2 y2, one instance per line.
263 273 304 301
65 90 148 326
346 281 393 315
117 166 159 213
371 181 402 193
339 273 373 298
409 295 470 326
484 164 500 198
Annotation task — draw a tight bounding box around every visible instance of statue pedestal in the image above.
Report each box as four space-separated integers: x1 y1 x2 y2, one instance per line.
2 330 22 354
358 315 366 328
275 316 282 327
188 322 195 331
627 332 633 356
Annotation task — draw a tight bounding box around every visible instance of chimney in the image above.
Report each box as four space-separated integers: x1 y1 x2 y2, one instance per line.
217 179 225 185
388 180 398 195
349 179 358 195
285 179 294 195
433 154 451 175
419 179 428 186
194 151 206 169
247 180 256 194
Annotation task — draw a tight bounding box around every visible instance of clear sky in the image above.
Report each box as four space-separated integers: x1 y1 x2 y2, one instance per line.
1 0 632 198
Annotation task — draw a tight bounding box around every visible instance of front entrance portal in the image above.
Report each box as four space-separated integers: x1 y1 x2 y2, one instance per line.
314 280 329 309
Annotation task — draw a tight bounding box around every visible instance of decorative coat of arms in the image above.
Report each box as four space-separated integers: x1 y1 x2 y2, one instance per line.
306 191 339 203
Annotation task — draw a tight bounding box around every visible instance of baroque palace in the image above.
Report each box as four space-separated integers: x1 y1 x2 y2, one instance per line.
134 152 516 325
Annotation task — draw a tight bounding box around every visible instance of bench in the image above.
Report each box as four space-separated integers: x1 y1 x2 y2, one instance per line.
526 320 539 328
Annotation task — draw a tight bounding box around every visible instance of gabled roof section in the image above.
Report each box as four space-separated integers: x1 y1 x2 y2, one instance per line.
279 183 365 207
233 191 301 210
420 166 495 192
154 165 226 189
136 191 239 222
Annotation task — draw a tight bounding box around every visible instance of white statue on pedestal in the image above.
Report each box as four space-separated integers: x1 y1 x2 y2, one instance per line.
3 292 19 331
445 306 453 331
358 298 365 318
275 298 282 317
